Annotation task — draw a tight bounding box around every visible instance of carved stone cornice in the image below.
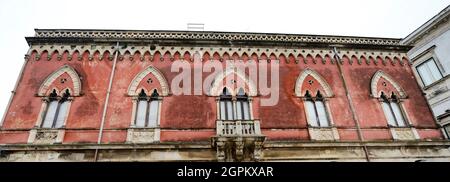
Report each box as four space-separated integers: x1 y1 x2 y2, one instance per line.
401 5 450 45
26 29 410 51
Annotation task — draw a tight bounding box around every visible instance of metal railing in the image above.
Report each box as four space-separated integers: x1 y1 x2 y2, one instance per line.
216 120 262 136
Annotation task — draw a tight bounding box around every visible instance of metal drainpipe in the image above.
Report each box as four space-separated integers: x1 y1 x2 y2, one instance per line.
94 42 120 162
333 47 371 162
1 47 30 127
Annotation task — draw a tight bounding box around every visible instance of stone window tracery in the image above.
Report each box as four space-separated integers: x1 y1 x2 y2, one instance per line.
380 92 407 127
304 91 330 127
41 89 71 129
219 88 251 121
135 89 161 128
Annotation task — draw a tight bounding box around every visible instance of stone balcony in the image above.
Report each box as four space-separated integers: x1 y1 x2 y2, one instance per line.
216 120 262 136
212 120 266 162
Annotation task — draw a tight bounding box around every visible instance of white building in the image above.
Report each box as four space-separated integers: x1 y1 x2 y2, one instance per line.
401 5 450 138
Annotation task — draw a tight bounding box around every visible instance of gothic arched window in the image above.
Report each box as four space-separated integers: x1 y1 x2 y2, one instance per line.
41 89 71 128
304 91 330 127
135 89 161 128
380 92 407 127
219 88 234 120
236 88 251 120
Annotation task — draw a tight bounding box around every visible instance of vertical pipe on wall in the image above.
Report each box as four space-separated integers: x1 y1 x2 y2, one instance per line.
1 47 30 127
333 47 371 162
94 42 120 162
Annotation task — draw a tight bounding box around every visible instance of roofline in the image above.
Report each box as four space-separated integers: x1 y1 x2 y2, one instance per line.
33 28 403 41
26 29 410 51
401 4 450 45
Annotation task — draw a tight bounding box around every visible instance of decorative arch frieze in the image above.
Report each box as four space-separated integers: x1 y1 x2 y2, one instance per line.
27 43 409 68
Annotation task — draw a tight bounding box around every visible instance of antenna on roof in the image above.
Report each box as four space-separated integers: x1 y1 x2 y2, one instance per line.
187 23 204 31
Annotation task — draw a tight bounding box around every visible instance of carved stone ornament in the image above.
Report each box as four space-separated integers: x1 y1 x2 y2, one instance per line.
126 128 159 144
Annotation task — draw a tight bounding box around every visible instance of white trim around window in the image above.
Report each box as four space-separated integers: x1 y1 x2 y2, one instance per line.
416 57 444 87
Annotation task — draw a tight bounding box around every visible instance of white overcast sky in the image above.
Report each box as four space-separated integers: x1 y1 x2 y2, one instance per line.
0 0 449 119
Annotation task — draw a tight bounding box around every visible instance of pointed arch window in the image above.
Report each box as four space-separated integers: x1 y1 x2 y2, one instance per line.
304 91 330 127
219 88 234 120
218 87 253 121
380 92 407 127
135 89 161 128
236 88 251 120
41 89 71 128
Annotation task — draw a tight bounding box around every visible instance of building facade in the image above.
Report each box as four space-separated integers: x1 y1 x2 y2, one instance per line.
401 5 450 138
0 29 449 162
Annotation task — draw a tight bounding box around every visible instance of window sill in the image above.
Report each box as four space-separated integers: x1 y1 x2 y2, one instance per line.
308 126 334 129
387 125 411 129
423 74 450 90
128 127 159 129
217 119 258 122
36 127 65 130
